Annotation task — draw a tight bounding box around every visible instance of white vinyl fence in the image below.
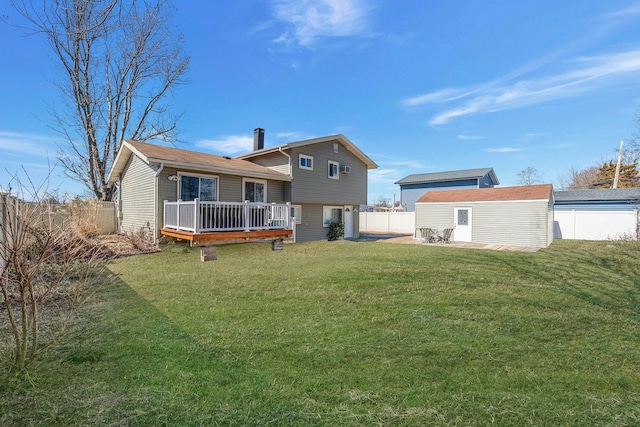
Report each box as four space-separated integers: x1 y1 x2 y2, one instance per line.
359 211 415 234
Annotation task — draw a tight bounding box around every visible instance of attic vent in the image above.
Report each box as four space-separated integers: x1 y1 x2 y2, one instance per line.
340 165 351 174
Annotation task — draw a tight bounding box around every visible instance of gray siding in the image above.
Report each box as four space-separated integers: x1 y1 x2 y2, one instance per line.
293 203 359 242
416 200 552 248
120 155 156 235
290 140 367 205
247 151 291 175
295 203 326 242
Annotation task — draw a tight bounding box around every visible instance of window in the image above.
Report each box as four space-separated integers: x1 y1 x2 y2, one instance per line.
179 174 217 201
323 206 343 227
291 205 302 224
328 160 339 180
243 179 266 202
299 154 313 170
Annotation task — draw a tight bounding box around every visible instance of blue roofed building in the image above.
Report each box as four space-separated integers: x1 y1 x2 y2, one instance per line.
395 168 499 212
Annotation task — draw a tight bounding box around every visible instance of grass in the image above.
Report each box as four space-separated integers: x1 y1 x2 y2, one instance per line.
1 239 639 426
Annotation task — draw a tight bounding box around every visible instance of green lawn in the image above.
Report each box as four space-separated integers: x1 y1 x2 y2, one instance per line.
2 239 639 426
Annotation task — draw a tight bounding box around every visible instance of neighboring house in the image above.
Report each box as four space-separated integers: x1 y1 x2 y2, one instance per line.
395 168 499 212
237 131 378 242
415 184 554 248
554 188 640 240
107 131 377 244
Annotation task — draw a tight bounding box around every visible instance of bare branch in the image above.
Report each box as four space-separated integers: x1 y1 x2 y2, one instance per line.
7 0 189 201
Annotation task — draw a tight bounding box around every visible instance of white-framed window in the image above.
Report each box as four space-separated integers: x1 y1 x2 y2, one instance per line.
242 178 266 203
291 205 302 224
299 154 313 170
328 160 339 180
323 205 343 227
179 172 218 201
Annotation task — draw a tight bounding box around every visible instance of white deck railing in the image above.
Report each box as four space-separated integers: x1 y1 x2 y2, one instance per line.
164 199 293 234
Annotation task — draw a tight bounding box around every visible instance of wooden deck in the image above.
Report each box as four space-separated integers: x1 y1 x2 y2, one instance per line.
161 228 293 246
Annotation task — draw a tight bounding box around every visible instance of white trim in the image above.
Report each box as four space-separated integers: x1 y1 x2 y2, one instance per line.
323 205 343 227
299 154 313 171
242 178 267 203
328 160 340 180
291 204 302 224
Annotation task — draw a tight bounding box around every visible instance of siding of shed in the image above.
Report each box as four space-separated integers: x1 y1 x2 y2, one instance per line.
120 155 156 235
416 200 551 248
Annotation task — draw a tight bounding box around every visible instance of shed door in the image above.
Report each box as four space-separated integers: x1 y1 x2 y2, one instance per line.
454 207 472 242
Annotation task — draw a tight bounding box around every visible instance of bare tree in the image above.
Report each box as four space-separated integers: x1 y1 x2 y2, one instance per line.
374 195 391 208
8 0 189 200
558 165 598 190
1 175 110 372
517 167 544 186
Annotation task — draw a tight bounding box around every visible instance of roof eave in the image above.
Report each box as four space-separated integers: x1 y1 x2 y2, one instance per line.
237 134 378 169
147 158 292 181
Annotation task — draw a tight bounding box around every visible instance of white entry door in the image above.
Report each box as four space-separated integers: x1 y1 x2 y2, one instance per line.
343 205 353 238
454 207 472 242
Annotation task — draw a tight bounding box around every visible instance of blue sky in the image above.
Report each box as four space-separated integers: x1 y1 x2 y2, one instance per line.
1 1 640 203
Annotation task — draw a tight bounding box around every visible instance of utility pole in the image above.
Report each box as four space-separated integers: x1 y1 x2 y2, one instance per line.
613 140 624 189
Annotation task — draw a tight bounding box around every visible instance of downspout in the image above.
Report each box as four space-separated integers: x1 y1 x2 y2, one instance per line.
154 163 164 244
278 146 294 242
278 146 292 176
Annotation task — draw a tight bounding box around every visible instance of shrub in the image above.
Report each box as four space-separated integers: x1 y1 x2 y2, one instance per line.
327 221 344 241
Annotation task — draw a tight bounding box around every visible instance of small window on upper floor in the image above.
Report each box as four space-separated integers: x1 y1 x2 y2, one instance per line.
299 154 313 170
328 160 339 180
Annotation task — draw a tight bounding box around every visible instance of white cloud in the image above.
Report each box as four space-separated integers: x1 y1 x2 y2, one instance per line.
0 131 57 158
485 147 524 153
195 136 254 155
271 0 372 46
457 134 484 140
402 48 640 125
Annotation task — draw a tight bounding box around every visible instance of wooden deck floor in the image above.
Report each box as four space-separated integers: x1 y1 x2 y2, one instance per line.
161 228 293 246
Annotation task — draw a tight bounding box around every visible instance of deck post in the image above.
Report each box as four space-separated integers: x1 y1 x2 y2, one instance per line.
194 198 200 233
176 199 181 231
244 200 250 232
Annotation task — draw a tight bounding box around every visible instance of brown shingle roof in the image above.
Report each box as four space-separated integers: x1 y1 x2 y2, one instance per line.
108 140 291 182
416 184 553 203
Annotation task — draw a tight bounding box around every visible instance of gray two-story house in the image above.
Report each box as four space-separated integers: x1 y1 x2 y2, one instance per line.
107 130 377 244
237 130 378 242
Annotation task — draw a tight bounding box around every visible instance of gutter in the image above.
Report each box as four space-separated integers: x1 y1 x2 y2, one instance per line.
278 146 292 176
154 163 164 243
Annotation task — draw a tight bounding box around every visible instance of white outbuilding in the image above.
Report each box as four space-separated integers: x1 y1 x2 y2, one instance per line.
415 184 554 249
553 188 640 240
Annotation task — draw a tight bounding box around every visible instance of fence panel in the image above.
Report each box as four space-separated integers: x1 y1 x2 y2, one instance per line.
359 211 415 234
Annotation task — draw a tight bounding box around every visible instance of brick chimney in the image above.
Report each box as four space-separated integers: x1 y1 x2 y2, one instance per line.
253 128 264 151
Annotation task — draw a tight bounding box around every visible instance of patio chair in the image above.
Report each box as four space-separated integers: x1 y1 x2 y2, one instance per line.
420 227 435 243
440 227 454 243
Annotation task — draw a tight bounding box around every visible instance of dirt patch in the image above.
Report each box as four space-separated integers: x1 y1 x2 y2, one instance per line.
83 234 161 259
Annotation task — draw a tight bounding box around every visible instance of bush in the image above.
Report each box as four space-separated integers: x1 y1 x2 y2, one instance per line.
327 221 344 241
